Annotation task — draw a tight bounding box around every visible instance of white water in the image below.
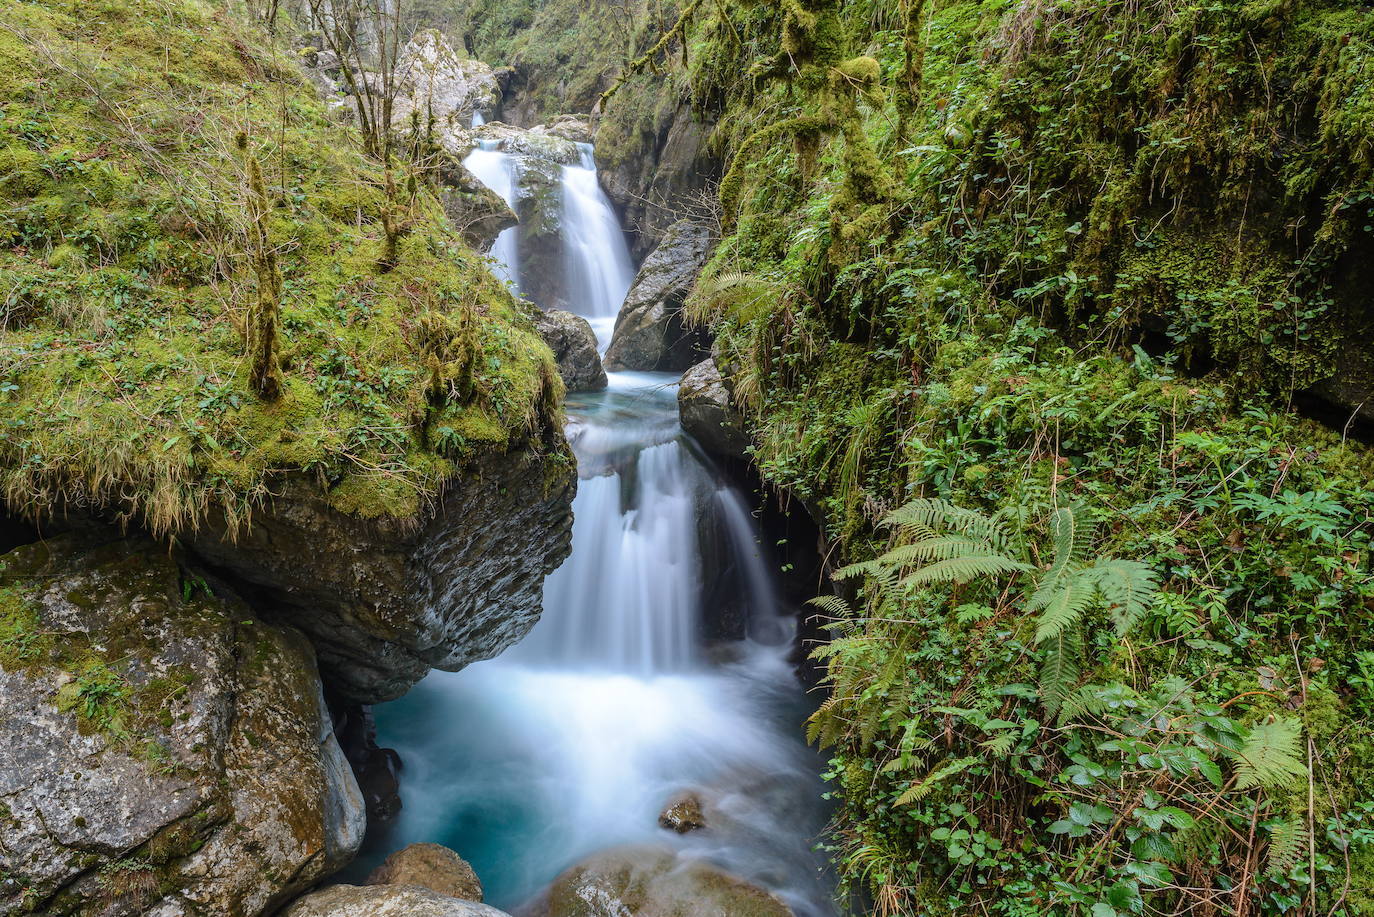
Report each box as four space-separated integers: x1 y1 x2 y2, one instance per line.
559 144 636 346
369 141 835 916
463 139 521 292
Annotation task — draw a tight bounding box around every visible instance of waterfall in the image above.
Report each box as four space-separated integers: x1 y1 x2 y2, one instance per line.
558 144 635 345
462 140 520 292
367 137 836 917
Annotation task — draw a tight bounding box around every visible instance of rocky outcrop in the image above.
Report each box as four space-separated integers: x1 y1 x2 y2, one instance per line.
603 221 713 373
596 93 719 260
367 843 483 902
393 30 501 144
533 310 607 392
331 702 403 823
0 535 364 916
283 885 512 917
678 358 750 460
186 445 575 704
543 845 792 917
436 152 518 251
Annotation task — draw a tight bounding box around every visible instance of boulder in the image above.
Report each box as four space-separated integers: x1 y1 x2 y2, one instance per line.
534 310 608 391
283 885 512 917
678 358 750 459
532 115 594 144
0 535 364 916
657 792 708 833
367 843 483 902
435 152 518 251
603 222 713 373
544 845 792 917
184 445 575 704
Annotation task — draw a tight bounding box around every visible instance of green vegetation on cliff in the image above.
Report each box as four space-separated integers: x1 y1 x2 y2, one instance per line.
582 0 1374 912
0 0 564 534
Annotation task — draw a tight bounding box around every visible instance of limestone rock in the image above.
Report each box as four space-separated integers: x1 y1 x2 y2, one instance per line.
0 535 364 916
367 843 483 902
284 885 512 917
678 358 750 459
185 445 576 704
532 115 594 144
657 792 708 833
604 222 713 373
544 845 792 917
393 30 501 141
534 310 608 392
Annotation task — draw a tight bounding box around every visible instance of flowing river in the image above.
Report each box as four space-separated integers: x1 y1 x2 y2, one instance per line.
364 131 836 916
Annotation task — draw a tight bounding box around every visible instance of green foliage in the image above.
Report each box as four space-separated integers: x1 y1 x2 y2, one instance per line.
618 0 1374 910
0 0 564 534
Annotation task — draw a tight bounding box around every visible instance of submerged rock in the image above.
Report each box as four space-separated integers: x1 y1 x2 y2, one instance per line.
534 309 608 391
543 845 792 917
367 843 484 902
185 446 575 703
0 535 364 916
678 358 750 460
284 885 512 917
604 221 713 373
658 791 708 833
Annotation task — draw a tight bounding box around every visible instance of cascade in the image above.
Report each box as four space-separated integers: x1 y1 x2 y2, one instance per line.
557 144 636 345
369 138 835 916
462 138 520 292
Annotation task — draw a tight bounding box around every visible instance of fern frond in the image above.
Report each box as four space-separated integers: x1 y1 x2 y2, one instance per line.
806 593 856 619
1056 682 1120 725
1032 574 1098 642
1234 717 1307 791
901 554 1031 587
881 498 1011 550
1025 505 1092 613
1038 625 1082 716
893 756 980 805
981 733 1016 757
1085 559 1160 635
877 535 997 567
1264 813 1309 877
834 558 901 595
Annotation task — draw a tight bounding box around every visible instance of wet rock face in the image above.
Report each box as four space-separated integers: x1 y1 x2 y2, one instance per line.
367 843 483 901
534 309 608 392
678 358 750 460
0 536 364 917
603 221 714 373
436 153 518 251
186 446 576 704
543 845 793 917
283 885 512 917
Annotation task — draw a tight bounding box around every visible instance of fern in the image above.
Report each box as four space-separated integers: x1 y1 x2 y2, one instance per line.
902 553 1031 586
1025 505 1090 614
1032 575 1098 641
1086 559 1160 635
1233 717 1307 790
1038 625 1082 716
1264 813 1309 877
894 756 980 805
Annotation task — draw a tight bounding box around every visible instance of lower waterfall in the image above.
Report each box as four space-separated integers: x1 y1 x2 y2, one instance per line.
367 137 835 916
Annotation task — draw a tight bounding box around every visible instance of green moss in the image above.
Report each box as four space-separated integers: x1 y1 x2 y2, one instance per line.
0 0 563 536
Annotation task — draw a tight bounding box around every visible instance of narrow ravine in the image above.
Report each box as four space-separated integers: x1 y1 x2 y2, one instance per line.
363 135 837 915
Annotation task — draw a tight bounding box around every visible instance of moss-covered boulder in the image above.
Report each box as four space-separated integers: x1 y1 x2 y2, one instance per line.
0 0 577 702
0 535 364 916
542 845 792 917
603 221 713 372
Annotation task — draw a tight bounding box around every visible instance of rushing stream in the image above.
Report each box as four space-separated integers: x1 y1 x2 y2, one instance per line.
364 134 835 916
